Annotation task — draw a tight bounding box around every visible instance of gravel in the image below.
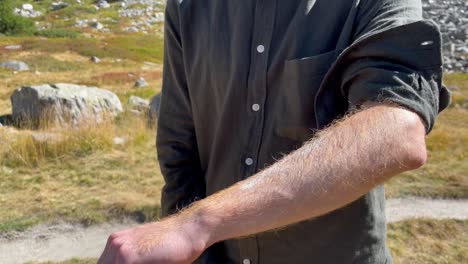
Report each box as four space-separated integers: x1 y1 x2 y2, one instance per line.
423 0 468 73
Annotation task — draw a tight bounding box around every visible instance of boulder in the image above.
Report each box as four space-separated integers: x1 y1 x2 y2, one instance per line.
147 93 161 127
11 83 123 127
0 60 30 71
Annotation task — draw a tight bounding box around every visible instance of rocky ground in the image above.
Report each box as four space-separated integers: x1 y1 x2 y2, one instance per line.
423 0 468 73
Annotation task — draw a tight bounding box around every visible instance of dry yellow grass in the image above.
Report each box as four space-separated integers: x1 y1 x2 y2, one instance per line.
0 113 161 231
388 219 468 264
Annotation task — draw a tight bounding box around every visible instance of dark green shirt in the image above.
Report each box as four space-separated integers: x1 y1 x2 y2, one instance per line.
156 0 450 263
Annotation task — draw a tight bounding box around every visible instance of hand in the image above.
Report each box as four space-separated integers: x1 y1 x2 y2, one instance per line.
98 218 207 264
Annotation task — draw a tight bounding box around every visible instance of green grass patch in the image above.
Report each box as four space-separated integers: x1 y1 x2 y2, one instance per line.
0 0 36 36
21 55 85 72
0 216 41 233
34 29 80 39
21 35 164 62
118 87 159 103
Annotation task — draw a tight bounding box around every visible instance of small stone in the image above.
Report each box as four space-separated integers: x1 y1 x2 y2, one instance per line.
91 22 104 30
125 26 139 33
4 45 22 50
22 4 34 11
51 2 69 11
90 56 101 63
113 137 128 146
0 60 30 71
97 0 110 9
134 77 148 88
128 96 150 111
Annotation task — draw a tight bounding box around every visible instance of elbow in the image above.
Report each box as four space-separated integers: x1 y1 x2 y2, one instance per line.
401 113 428 170
404 140 427 170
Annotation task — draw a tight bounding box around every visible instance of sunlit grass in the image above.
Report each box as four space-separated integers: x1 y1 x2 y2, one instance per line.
0 114 161 232
388 219 468 264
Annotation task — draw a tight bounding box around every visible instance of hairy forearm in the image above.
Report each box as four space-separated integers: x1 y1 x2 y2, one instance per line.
172 104 427 250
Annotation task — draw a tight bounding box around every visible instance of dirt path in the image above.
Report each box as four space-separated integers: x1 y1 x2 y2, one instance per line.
1 197 467 264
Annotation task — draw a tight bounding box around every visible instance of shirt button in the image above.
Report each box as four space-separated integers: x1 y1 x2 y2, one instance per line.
245 158 254 166
256 45 265 53
243 259 251 264
252 104 260 112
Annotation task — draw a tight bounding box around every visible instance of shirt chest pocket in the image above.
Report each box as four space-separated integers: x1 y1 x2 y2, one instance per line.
284 49 337 87
275 50 337 143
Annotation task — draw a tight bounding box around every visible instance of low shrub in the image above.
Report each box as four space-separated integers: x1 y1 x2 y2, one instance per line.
34 29 80 38
0 0 36 35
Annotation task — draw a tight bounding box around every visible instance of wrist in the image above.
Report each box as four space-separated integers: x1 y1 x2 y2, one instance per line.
176 206 222 253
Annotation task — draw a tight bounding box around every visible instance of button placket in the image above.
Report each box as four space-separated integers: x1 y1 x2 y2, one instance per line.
241 0 278 263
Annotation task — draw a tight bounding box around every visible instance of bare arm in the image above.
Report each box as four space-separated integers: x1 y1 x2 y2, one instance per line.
98 103 427 263
181 103 427 246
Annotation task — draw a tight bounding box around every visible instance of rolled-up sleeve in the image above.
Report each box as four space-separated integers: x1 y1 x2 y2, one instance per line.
156 0 206 217
340 0 451 133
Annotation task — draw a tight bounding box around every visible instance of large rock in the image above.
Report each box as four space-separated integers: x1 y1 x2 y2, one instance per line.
0 60 30 71
147 93 161 127
11 83 123 127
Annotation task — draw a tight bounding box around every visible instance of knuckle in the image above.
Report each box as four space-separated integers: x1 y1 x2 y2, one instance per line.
117 246 134 263
109 232 120 241
106 234 117 246
110 238 123 248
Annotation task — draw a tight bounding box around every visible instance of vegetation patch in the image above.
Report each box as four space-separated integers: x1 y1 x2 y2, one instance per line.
34 29 80 39
21 54 85 72
20 35 164 62
0 0 36 36
388 219 467 264
0 114 161 232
